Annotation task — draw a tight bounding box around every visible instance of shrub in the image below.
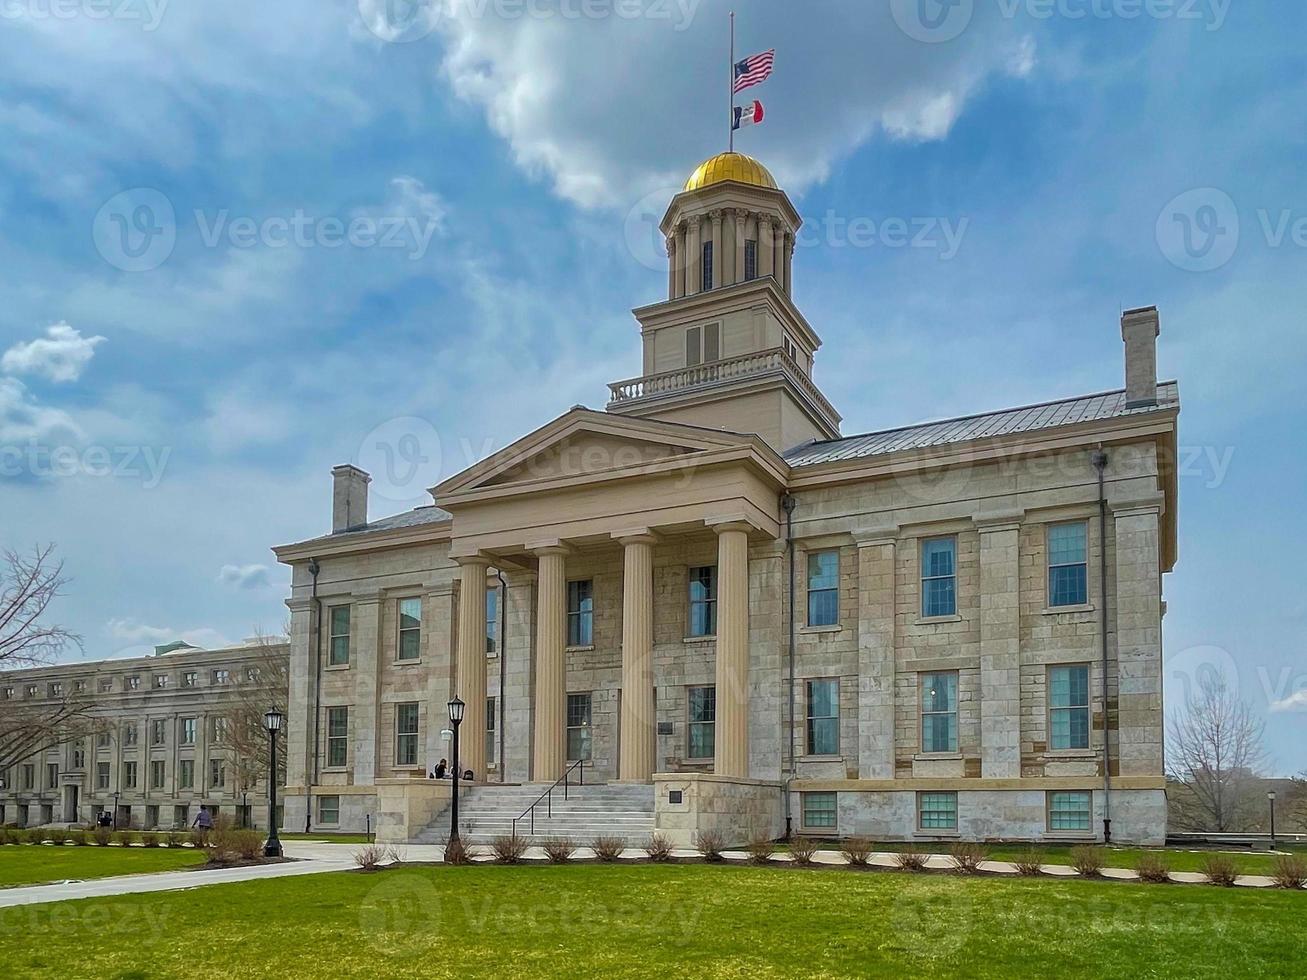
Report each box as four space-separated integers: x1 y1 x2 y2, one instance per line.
204 826 240 865
746 835 775 865
542 836 577 864
491 833 529 864
27 827 47 845
233 829 263 861
643 833 674 862
1136 853 1171 884
694 829 727 862
91 826 112 847
114 830 137 848
839 837 873 867
948 841 986 874
1271 854 1307 890
354 844 388 870
1070 845 1106 878
590 835 625 862
789 836 819 866
164 830 182 848
189 828 209 849
443 835 474 866
67 829 87 846
1201 854 1239 887
141 832 160 848
49 830 68 846
1014 848 1044 876
894 847 929 872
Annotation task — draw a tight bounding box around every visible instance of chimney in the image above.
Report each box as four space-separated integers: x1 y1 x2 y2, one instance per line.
331 464 371 532
1121 306 1160 408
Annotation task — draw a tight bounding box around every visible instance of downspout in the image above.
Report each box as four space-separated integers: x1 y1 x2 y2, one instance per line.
1091 450 1112 844
780 493 798 840
496 569 509 783
307 557 321 834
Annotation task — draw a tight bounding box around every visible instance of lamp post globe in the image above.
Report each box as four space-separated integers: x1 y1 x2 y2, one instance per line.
447 697 465 844
262 706 284 858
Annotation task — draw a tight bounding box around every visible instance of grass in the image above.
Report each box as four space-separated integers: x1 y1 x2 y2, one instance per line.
279 832 375 844
0 845 206 888
0 865 1302 978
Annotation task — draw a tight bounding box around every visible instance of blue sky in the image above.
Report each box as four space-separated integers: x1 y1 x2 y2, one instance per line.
0 1 1302 772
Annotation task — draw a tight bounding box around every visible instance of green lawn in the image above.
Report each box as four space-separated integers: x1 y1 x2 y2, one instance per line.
0 864 1303 978
280 832 375 844
0 845 206 888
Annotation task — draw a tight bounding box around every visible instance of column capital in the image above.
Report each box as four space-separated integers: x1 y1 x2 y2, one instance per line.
285 596 315 614
526 539 573 557
451 552 491 568
707 515 759 536
612 528 660 546
975 508 1024 533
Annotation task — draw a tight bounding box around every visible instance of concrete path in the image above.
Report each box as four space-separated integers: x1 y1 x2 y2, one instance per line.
0 841 1287 907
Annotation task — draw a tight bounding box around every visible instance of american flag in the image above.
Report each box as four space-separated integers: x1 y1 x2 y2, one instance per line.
733 49 775 95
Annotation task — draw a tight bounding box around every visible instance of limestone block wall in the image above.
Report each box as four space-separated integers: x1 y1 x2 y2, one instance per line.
654 773 785 847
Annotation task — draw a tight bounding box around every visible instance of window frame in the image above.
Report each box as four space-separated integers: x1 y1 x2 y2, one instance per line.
1048 664 1092 751
685 322 722 368
326 706 349 768
801 791 837 831
318 795 341 826
96 762 111 790
396 597 422 662
1047 790 1093 833
485 588 499 655
917 791 959 832
329 604 351 666
151 719 166 746
744 239 758 280
485 697 497 768
179 717 196 746
686 685 716 760
566 692 592 762
687 565 718 638
124 761 138 789
805 677 840 756
919 671 960 754
566 579 594 648
150 759 166 790
209 758 226 789
179 759 194 790
701 239 714 293
806 549 840 627
394 702 420 768
1047 521 1090 607
920 536 958 618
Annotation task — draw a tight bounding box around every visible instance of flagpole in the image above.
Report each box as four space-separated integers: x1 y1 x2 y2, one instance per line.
728 11 735 152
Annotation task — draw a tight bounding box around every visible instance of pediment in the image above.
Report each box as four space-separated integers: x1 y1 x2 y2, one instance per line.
433 408 759 498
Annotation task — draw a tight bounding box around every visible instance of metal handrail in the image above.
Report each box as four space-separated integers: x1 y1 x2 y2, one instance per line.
512 759 584 838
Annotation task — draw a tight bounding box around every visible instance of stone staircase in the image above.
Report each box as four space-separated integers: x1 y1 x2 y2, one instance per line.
413 782 655 845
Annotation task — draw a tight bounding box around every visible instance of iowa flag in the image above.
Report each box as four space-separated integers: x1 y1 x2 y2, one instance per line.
732 100 765 131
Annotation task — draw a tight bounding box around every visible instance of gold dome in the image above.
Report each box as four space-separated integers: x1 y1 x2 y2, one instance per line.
684 152 777 192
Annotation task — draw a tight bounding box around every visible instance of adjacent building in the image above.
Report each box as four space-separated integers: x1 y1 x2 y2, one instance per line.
273 153 1179 845
0 640 288 830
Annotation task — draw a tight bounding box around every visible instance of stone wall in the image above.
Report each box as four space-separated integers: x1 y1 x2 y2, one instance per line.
654 773 784 848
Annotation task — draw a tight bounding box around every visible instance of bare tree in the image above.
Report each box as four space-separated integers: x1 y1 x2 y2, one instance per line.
1166 674 1267 832
1290 772 1307 833
220 631 291 798
0 545 97 773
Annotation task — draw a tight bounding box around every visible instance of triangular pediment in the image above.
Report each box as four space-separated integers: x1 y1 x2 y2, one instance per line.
433 408 760 499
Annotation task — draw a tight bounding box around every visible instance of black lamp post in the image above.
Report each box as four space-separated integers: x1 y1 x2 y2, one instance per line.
112 791 120 830
448 697 465 844
263 706 284 858
1268 791 1277 848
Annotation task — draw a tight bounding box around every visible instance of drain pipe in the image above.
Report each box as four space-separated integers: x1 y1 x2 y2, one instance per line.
307 557 322 834
780 493 798 840
496 568 509 783
1091 450 1112 844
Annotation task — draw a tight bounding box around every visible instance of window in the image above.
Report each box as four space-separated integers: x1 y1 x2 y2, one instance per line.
211 717 228 744
807 550 839 626
98 678 113 693
246 666 258 683
153 674 168 689
687 686 716 759
96 732 111 749
75 680 85 693
1048 522 1089 607
151 719 166 746
325 603 351 666
688 566 717 637
124 761 138 789
485 589 498 655
1049 665 1091 750
318 795 340 825
209 759 225 789
395 702 419 767
921 537 957 617
46 763 59 789
3 687 12 700
567 580 593 647
744 239 758 280
49 682 63 697
125 675 140 691
802 792 837 830
918 791 958 831
72 744 84 769
123 724 137 746
1048 791 1092 832
26 684 38 698
182 671 197 688
397 598 422 661
21 764 35 789
685 323 721 367
212 669 230 685
327 707 349 768
920 672 959 753
566 693 592 761
806 678 840 755
150 760 165 790
485 698 497 767
179 760 194 790
179 718 196 745
701 240 713 292
96 762 111 790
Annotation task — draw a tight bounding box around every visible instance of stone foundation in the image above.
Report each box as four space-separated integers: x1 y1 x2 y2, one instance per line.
374 779 452 844
654 772 784 848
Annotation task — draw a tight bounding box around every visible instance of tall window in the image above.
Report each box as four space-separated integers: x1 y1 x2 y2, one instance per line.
21 764 34 789
329 605 351 666
801 791 837 830
96 762 111 790
685 323 721 367
567 580 593 647
1048 522 1089 607
182 671 197 688
150 760 165 790
485 698 497 767
1048 790 1092 832
920 672 959 753
1049 665 1091 750
96 732 110 749
211 717 228 744
327 707 349 768
918 791 958 831
125 675 140 691
179 760 194 789
179 718 196 745
486 588 499 655
565 693 592 761
46 763 58 789
744 239 758 280
212 669 230 685
153 674 168 689
151 719 166 746
806 678 840 755
124 761 138 788
397 598 422 661
687 686 716 759
921 537 957 617
395 702 419 767
209 759 225 788
807 550 839 626
123 723 137 746
702 240 714 292
688 566 717 637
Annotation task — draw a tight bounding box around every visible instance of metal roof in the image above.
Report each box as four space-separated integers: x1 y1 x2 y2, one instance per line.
783 382 1179 468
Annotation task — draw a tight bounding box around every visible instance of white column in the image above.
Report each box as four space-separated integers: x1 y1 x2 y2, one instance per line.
713 523 751 777
455 558 489 779
617 532 657 782
532 546 568 781
773 223 786 286
674 224 687 299
759 218 775 280
685 217 701 296
666 236 677 300
709 210 723 290
783 232 794 296
734 210 747 283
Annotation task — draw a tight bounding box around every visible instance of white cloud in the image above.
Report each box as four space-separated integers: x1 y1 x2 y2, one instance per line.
0 377 83 445
105 617 236 655
2 322 105 383
218 563 274 591
1270 689 1307 713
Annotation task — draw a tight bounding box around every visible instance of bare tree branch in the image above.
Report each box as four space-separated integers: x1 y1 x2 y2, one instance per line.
218 630 290 795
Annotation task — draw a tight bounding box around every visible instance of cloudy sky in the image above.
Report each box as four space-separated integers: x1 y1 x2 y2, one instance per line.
0 1 1302 771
